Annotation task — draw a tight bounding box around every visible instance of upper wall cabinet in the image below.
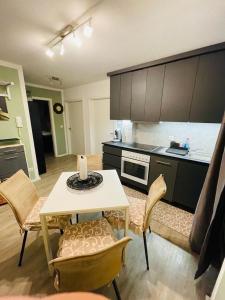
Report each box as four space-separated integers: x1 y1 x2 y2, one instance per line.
109 42 225 123
161 57 198 122
110 75 121 120
131 69 148 121
145 65 165 122
190 51 225 123
119 72 132 119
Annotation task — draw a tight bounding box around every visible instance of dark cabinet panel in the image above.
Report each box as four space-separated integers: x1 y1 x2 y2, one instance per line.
173 161 208 211
103 163 121 178
103 153 121 169
145 65 165 122
161 57 198 122
103 145 121 157
131 69 147 121
110 75 121 120
120 73 132 119
190 51 225 123
149 156 178 202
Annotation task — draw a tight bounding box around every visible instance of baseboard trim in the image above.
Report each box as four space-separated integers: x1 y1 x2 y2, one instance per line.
55 153 68 157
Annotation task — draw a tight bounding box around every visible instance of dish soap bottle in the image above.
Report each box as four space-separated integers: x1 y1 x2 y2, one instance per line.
184 138 190 150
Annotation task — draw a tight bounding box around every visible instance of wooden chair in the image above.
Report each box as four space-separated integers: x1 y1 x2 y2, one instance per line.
0 170 71 266
104 174 167 270
49 218 132 299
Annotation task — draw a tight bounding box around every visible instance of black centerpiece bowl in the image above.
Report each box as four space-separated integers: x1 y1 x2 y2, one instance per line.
66 171 103 190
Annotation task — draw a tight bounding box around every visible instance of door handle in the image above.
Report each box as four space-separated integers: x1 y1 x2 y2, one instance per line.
4 156 18 160
156 160 171 166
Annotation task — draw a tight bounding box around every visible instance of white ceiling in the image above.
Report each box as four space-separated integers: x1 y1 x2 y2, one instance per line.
0 0 225 88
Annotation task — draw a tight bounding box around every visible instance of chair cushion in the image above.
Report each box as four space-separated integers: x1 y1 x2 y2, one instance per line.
57 218 117 258
23 197 70 231
104 196 146 235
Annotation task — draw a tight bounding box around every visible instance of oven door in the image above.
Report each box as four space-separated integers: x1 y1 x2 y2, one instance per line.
121 157 149 185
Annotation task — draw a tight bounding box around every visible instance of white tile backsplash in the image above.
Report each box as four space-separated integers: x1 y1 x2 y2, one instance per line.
122 121 220 157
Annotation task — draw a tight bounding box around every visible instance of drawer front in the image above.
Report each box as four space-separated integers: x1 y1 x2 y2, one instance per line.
149 155 178 202
0 151 28 178
103 153 121 169
103 163 121 178
103 145 122 157
0 145 24 156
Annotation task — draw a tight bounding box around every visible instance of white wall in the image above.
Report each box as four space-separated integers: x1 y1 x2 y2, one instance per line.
64 78 220 158
63 79 110 153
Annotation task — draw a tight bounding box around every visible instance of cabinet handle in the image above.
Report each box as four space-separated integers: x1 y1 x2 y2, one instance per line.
156 160 171 166
4 156 18 160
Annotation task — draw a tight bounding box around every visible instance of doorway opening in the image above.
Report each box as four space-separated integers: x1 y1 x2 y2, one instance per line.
28 98 56 175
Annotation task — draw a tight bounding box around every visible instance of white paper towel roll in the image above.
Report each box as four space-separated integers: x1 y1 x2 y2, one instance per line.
78 155 88 180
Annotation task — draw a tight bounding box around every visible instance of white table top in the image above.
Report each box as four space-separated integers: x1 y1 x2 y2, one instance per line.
40 170 129 215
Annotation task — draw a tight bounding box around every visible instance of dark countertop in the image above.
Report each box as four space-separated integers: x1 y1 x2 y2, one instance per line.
102 141 210 165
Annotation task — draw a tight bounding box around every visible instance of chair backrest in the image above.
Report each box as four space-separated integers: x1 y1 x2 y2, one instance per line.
143 174 167 231
49 237 132 292
0 170 39 229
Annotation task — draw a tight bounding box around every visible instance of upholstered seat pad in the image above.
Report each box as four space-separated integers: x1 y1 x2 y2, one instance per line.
23 197 70 230
104 196 146 234
58 218 117 258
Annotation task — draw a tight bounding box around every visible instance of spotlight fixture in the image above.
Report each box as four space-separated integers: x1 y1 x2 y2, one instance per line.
73 32 82 48
46 48 54 58
45 17 93 57
60 43 65 56
83 21 93 38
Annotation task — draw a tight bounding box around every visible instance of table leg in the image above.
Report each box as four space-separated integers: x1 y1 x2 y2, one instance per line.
40 214 53 274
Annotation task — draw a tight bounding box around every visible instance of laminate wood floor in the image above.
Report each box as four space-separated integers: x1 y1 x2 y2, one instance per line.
0 155 218 299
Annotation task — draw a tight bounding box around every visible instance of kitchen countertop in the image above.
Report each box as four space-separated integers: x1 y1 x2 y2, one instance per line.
102 141 211 164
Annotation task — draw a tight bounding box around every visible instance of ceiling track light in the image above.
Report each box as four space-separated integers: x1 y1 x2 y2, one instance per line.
45 18 93 57
60 43 65 55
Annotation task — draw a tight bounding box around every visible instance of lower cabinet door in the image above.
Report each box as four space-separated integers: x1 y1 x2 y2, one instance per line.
149 156 178 202
173 161 208 211
103 163 121 178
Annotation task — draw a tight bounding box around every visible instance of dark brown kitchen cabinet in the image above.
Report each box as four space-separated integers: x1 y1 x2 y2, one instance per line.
148 156 178 202
144 65 165 122
173 160 208 211
119 72 132 119
131 69 147 121
110 75 121 120
190 51 225 123
161 57 198 122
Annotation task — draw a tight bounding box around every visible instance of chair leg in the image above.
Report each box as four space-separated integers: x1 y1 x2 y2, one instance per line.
76 214 79 223
18 230 28 267
143 231 149 271
70 218 73 225
112 279 121 300
102 211 105 217
149 226 151 234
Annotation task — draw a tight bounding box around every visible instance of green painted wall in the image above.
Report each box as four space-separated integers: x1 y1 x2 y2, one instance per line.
0 65 36 180
26 85 67 155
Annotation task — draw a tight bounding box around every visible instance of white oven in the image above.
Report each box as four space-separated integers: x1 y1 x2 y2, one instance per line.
121 150 150 186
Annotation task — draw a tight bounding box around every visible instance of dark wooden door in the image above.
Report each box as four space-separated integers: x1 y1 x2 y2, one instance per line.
119 72 132 119
28 101 46 174
160 57 198 122
190 50 225 123
173 161 208 211
149 156 178 202
110 75 121 120
145 65 165 122
131 69 147 121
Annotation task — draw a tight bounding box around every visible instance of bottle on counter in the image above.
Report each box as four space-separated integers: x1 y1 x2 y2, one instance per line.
183 138 190 150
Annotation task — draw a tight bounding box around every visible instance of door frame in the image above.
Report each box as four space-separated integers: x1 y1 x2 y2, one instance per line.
31 97 57 157
65 100 85 155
